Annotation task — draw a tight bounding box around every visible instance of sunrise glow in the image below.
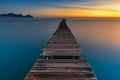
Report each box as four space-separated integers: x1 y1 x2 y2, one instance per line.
1 0 120 18
29 1 120 18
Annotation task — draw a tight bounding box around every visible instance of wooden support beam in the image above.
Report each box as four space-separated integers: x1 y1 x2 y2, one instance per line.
44 56 50 60
75 56 80 60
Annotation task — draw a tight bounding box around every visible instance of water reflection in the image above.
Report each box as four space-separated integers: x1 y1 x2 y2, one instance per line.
68 19 120 47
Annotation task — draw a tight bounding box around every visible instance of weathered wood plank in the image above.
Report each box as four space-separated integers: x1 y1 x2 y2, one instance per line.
36 59 87 63
41 53 83 56
28 72 95 78
31 67 93 72
33 62 90 68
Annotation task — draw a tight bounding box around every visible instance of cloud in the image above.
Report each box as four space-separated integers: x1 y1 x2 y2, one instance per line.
48 5 120 12
38 1 120 17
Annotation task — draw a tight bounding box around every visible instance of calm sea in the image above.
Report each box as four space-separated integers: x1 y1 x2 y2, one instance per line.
0 18 120 80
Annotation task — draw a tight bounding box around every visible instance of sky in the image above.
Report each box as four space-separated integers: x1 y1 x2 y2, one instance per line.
0 0 120 18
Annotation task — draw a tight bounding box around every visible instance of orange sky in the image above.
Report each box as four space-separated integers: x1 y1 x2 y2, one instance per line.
30 1 120 18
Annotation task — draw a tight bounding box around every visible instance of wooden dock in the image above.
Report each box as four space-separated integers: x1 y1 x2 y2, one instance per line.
24 19 96 80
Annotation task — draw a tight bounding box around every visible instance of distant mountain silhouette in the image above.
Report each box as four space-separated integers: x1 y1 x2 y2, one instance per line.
0 13 33 18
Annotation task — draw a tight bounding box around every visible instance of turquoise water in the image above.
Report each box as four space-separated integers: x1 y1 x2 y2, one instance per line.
0 18 120 80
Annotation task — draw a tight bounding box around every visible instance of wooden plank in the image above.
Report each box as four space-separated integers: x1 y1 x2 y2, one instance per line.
31 67 93 72
33 62 90 68
25 73 96 80
36 59 87 63
32 67 92 71
43 44 80 49
41 53 83 56
29 72 95 78
42 49 82 52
